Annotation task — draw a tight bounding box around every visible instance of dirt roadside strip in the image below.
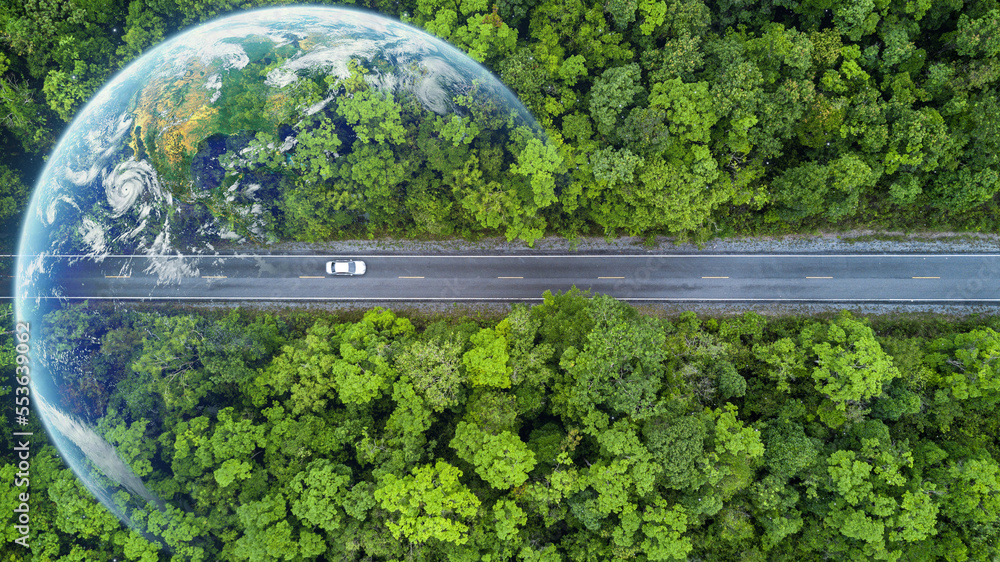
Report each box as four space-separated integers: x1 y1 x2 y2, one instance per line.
225 230 1000 256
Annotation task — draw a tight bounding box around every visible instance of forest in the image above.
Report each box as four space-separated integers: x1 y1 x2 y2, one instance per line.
1 292 1000 560
2 0 1000 248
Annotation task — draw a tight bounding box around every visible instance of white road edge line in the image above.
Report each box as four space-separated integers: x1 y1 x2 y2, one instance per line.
17 297 1000 302
12 253 1000 259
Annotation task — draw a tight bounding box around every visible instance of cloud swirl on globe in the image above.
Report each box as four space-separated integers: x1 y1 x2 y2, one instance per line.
104 159 166 218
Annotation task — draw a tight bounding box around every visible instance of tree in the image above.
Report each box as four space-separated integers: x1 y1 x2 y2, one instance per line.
334 82 407 146
934 453 1000 526
118 0 166 62
282 115 349 241
706 32 766 156
463 388 520 435
405 0 518 66
586 419 662 516
529 0 633 79
198 310 285 387
0 74 52 153
705 403 764 502
498 46 557 126
893 490 939 543
463 327 512 388
44 468 127 544
509 136 562 210
589 64 645 138
715 362 747 399
253 320 338 414
558 294 666 422
582 75 728 235
803 311 902 413
749 474 804 550
712 403 764 460
214 458 252 489
649 77 716 145
762 420 819 479
818 430 933 560
752 337 807 393
452 154 549 244
589 147 644 190
233 494 322 561
636 0 668 34
206 407 265 469
883 106 955 176
261 408 353 484
955 9 1000 58
641 499 692 561
371 380 436 476
450 421 537 489
394 336 466 412
643 414 709 490
925 328 1000 405
288 459 352 534
340 143 415 230
130 314 212 415
374 460 481 545
772 153 879 221
493 499 527 542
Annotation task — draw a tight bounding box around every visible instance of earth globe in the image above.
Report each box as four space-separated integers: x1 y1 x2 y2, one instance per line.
15 5 552 556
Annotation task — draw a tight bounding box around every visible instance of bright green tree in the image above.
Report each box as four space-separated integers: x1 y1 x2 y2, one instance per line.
451 421 537 489
374 460 481 545
463 327 512 388
641 499 692 560
804 311 901 413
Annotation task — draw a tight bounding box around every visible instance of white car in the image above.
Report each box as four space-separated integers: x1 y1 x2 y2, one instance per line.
326 259 366 275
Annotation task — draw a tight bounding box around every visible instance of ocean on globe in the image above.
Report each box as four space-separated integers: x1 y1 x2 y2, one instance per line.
15 5 549 555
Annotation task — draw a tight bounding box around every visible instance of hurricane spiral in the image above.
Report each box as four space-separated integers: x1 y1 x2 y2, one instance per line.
103 159 161 217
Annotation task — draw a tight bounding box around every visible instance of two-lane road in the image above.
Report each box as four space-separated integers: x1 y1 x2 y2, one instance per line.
11 253 1000 302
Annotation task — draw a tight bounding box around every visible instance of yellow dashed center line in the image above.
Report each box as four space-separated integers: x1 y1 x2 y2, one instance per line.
498 276 523 279
912 276 940 279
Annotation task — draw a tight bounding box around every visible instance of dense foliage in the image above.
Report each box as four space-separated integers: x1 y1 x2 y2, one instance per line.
3 0 1000 249
2 293 1000 560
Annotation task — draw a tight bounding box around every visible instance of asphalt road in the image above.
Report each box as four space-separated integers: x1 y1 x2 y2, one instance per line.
8 253 1000 302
